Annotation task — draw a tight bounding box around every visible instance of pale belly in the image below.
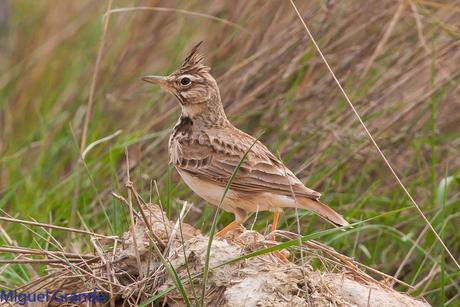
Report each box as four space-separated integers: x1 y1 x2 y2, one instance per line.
178 169 235 208
177 169 293 216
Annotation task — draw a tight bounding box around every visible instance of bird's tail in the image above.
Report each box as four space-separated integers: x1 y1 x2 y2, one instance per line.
297 197 349 227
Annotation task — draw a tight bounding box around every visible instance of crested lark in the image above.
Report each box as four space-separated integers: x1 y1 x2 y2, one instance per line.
143 43 349 236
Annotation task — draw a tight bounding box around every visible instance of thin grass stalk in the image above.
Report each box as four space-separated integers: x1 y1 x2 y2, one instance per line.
199 136 261 307
289 0 460 270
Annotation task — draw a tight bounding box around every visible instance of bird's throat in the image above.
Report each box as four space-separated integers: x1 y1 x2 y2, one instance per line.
180 102 206 119
180 100 228 128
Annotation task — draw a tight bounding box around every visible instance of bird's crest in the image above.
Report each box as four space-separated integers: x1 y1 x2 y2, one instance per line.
177 41 210 75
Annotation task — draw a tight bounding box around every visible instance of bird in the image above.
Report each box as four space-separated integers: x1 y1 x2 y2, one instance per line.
142 42 349 237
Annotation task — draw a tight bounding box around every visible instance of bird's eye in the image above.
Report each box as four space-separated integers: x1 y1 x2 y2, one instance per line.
180 77 191 86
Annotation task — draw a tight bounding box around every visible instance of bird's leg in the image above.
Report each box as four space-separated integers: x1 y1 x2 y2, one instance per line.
271 207 289 262
216 220 240 237
271 207 280 233
216 209 246 238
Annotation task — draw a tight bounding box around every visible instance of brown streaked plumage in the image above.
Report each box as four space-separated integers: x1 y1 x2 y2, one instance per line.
143 42 349 236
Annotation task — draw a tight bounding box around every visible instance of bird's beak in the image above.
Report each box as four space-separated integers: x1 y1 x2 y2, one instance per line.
142 75 169 88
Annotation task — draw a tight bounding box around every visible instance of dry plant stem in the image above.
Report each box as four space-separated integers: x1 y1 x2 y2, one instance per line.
36 223 94 288
412 264 440 294
0 224 13 245
165 202 190 257
392 222 430 286
407 0 450 81
154 180 170 240
90 237 115 307
361 0 407 78
277 232 413 289
111 192 141 219
0 259 97 264
0 226 39 279
4 201 430 306
70 0 113 231
128 186 166 249
0 246 94 259
80 0 113 152
125 148 143 279
176 201 199 301
280 154 306 267
0 216 118 240
289 0 460 270
104 7 251 35
125 185 190 304
0 210 83 270
81 129 123 160
409 0 429 53
311 86 446 186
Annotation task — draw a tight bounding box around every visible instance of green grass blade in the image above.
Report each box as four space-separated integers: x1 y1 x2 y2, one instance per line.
200 135 261 307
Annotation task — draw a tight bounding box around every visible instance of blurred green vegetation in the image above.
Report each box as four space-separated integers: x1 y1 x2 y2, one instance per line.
0 0 459 305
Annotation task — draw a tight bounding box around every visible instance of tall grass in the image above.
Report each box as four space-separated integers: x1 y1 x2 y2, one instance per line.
1 0 459 305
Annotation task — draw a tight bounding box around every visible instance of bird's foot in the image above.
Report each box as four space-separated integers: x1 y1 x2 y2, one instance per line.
273 250 290 263
215 221 241 238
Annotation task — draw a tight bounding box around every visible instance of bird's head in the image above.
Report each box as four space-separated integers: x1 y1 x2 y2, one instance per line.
143 42 224 119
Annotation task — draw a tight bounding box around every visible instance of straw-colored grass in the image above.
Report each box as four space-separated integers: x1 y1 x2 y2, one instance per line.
1 0 459 305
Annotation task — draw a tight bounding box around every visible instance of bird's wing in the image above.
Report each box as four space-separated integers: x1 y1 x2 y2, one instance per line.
171 125 321 199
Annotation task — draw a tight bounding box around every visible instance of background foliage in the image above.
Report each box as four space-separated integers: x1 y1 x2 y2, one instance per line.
0 0 459 305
